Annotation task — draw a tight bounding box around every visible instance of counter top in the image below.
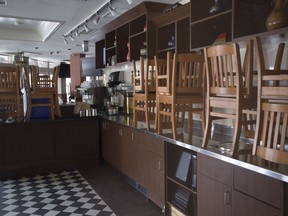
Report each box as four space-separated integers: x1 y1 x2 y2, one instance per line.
99 113 288 183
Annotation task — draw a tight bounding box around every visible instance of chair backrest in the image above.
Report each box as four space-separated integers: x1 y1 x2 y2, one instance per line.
132 58 144 93
144 58 157 93
254 36 288 101
154 52 172 95
171 52 205 95
204 43 243 98
32 65 59 93
253 36 288 164
242 39 255 96
0 65 22 121
253 102 288 164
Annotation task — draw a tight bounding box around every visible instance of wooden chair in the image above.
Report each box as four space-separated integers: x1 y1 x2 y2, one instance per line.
202 43 257 157
24 65 55 120
0 65 23 122
156 52 205 139
133 57 167 131
253 36 288 164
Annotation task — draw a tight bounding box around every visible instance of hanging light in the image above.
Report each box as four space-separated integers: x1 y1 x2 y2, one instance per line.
109 1 116 16
83 23 90 32
63 37 68 45
69 32 75 41
75 28 79 37
93 13 100 25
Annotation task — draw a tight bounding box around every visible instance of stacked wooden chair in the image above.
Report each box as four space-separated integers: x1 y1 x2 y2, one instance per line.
202 42 257 157
253 36 288 164
156 52 205 139
25 65 62 121
0 65 23 122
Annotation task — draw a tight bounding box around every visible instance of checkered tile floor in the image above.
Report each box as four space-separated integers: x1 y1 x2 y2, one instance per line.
0 170 116 216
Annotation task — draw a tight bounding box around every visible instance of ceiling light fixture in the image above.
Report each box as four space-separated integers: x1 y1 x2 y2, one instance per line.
127 0 132 5
63 0 113 39
109 2 116 16
83 23 90 32
93 13 100 25
69 33 75 41
75 28 79 37
0 0 7 5
63 37 68 45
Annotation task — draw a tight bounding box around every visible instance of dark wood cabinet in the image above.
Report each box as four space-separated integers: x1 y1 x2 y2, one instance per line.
95 39 105 69
147 134 165 209
95 2 169 65
197 153 286 216
151 3 190 59
0 118 100 178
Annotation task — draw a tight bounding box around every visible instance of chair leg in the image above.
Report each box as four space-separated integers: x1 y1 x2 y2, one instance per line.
145 103 150 131
26 100 32 122
54 94 62 118
50 97 55 120
230 117 242 157
188 111 192 133
171 111 176 140
202 113 212 149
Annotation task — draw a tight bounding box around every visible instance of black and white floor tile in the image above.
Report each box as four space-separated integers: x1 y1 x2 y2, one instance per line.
0 170 116 216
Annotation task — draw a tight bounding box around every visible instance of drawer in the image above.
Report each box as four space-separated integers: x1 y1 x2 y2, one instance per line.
198 153 233 186
233 166 283 209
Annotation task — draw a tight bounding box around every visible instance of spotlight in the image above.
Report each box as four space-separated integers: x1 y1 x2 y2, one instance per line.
93 13 100 25
83 24 90 32
109 2 116 16
127 0 132 5
63 37 68 45
49 52 53 55
69 33 75 41
75 28 79 37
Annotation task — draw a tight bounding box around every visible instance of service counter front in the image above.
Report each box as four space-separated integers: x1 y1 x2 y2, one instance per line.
1 112 288 215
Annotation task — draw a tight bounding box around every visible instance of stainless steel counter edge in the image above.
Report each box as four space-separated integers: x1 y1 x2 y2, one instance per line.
99 114 288 183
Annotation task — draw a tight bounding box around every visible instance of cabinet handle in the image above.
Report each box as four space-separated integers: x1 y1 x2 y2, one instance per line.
119 129 122 136
131 132 134 141
158 160 163 170
103 122 106 129
224 191 231 205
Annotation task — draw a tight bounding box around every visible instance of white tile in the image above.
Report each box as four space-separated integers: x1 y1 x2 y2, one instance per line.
63 206 77 213
23 207 38 214
85 209 101 216
81 203 95 209
21 195 35 201
40 198 54 204
77 197 90 203
60 200 73 206
42 204 57 210
3 212 19 216
44 210 61 216
2 205 18 211
22 201 37 207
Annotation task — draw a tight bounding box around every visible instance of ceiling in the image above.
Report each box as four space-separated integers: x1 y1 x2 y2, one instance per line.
0 0 186 64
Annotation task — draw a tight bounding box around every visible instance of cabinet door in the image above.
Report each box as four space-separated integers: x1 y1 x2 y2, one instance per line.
232 190 282 216
102 120 116 165
148 152 165 208
133 130 148 188
121 126 134 177
198 173 232 216
148 134 165 208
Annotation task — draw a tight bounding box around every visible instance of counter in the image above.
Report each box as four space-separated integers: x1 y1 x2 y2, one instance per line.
98 113 288 183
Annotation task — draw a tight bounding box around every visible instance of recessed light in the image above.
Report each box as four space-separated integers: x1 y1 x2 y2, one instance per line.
0 0 7 5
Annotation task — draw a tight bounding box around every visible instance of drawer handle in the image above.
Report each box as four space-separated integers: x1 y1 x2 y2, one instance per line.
224 191 231 205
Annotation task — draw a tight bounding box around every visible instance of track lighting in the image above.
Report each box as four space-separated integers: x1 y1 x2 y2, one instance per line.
84 23 90 32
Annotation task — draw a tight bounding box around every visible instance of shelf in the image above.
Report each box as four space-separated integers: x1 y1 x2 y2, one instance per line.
167 177 197 194
190 9 232 25
130 30 146 39
158 47 175 53
106 46 116 51
190 0 232 22
190 12 232 50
